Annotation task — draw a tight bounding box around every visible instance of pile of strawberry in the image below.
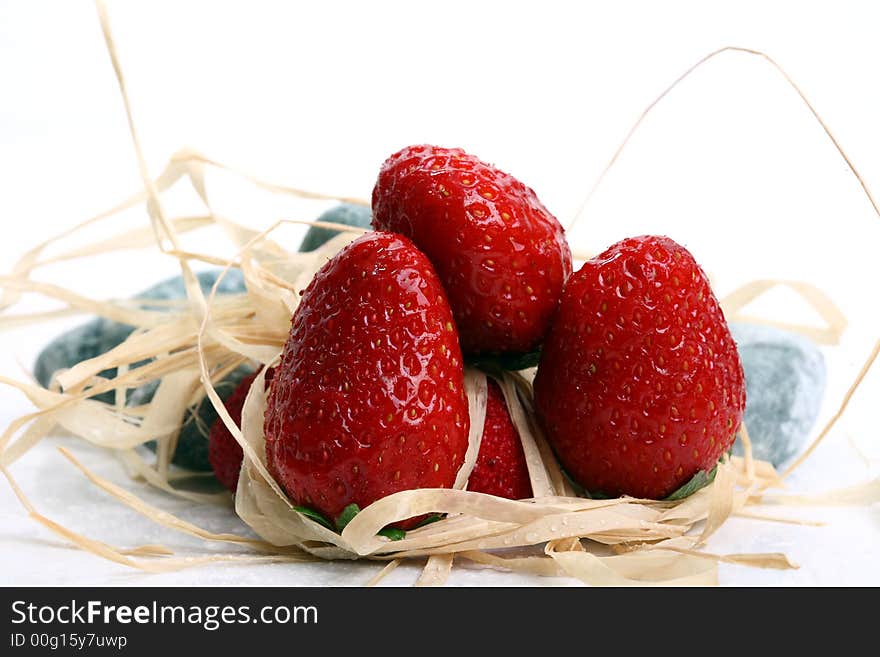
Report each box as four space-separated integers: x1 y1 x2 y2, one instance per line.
208 145 745 532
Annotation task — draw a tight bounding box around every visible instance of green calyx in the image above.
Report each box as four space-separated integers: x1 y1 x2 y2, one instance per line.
291 503 407 541
377 528 406 541
293 505 334 530
662 464 719 501
466 348 542 375
561 452 728 502
334 503 361 532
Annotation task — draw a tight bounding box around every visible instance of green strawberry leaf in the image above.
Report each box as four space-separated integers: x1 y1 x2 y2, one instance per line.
663 464 719 501
414 513 444 528
334 503 361 531
467 348 541 373
497 349 542 371
335 503 408 540
558 466 591 497
560 456 726 502
304 504 442 539
293 505 334 530
377 527 406 541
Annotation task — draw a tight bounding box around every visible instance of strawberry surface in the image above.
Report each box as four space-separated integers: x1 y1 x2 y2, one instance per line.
264 232 469 527
534 235 746 499
371 145 572 356
468 379 532 500
208 368 273 493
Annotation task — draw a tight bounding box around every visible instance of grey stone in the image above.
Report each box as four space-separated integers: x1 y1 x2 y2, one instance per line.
128 364 254 472
33 269 248 471
299 203 372 252
729 322 826 467
34 269 246 394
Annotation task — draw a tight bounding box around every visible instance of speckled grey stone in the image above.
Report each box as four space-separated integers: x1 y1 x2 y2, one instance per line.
33 319 136 404
129 364 254 472
730 322 826 467
34 269 246 396
33 269 247 471
299 203 372 252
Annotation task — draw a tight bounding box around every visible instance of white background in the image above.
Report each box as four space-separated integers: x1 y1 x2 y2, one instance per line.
1 0 878 585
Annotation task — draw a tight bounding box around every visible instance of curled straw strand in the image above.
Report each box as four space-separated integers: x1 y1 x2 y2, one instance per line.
568 46 880 230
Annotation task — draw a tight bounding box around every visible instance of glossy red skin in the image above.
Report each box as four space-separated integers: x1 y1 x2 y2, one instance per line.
208 369 274 493
264 232 469 528
534 235 746 499
468 379 532 500
371 145 572 355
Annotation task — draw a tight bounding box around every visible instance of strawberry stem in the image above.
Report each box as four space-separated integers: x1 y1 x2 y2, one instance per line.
293 505 334 530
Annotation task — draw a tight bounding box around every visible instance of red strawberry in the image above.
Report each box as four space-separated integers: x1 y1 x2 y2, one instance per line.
371 145 572 356
534 235 746 499
468 379 532 500
208 368 274 492
264 232 469 528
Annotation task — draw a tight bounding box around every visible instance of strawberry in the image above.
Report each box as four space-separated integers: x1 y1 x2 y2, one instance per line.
534 235 746 499
371 145 572 356
468 379 532 500
208 368 274 492
263 232 469 528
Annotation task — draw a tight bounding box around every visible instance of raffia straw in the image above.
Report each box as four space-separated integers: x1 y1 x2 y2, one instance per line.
544 541 719 586
116 450 231 505
458 550 568 578
57 446 305 555
169 149 371 208
497 373 555 498
1 414 58 467
739 423 756 485
0 157 194 311
720 280 847 346
761 479 880 506
0 460 306 573
366 559 401 587
39 216 214 267
121 545 174 557
568 46 880 230
95 1 191 274
627 541 798 571
416 555 455 587
731 511 824 527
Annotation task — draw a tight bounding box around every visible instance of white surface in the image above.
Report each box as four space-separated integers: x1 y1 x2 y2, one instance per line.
1 0 879 586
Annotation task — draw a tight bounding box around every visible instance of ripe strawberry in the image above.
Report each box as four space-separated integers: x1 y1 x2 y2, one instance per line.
371 145 572 356
208 368 274 492
264 232 469 528
468 379 532 500
534 235 746 499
